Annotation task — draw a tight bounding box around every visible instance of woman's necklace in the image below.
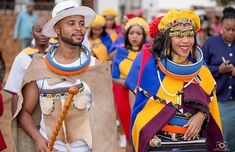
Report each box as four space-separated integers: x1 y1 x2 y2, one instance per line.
157 70 195 105
131 46 140 51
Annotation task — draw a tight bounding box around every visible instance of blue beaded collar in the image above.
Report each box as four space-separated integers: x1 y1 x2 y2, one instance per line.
158 46 204 80
45 44 91 75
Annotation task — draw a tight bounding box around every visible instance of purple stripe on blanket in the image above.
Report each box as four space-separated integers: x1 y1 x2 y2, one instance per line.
138 106 176 152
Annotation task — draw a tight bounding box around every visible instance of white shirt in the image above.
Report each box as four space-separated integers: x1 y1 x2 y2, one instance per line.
4 48 36 94
37 52 95 152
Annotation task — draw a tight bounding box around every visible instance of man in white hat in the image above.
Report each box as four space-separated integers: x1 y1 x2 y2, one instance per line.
13 1 117 152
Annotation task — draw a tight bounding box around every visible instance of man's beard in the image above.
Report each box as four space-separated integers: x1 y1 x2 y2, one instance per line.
59 32 84 46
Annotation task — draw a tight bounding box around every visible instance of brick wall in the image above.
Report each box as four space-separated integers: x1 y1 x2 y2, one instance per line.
0 12 50 81
0 13 19 79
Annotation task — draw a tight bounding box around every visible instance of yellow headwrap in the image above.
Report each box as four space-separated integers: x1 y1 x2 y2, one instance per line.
91 15 106 28
158 9 200 32
102 8 118 17
124 17 149 34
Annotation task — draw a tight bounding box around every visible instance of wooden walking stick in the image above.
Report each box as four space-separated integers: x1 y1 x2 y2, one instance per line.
48 85 80 150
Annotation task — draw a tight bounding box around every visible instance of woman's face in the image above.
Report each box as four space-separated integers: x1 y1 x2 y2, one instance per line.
128 25 144 48
171 35 195 59
221 18 235 43
91 26 104 38
104 15 115 28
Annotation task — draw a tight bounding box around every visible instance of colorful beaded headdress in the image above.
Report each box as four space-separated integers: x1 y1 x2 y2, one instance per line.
158 9 200 37
124 17 149 34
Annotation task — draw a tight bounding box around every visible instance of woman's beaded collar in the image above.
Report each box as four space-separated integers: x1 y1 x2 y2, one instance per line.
157 46 204 80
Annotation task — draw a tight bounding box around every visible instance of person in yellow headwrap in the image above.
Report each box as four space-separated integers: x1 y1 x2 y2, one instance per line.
125 9 224 152
112 17 149 152
102 8 120 43
88 15 112 61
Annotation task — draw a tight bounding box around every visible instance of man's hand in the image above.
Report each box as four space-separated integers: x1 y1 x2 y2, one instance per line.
34 135 58 152
232 67 235 76
218 62 233 74
35 135 51 152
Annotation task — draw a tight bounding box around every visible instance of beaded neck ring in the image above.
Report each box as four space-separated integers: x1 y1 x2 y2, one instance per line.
155 46 203 105
157 46 204 80
130 46 140 52
45 45 91 75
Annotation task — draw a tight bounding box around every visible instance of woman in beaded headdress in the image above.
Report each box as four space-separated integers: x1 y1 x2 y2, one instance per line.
102 8 120 43
88 15 112 61
125 9 224 152
112 17 149 151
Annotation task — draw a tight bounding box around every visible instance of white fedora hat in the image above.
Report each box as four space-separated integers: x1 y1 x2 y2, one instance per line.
42 0 96 37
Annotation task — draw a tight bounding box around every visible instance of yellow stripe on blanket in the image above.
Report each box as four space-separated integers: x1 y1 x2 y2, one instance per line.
132 99 165 152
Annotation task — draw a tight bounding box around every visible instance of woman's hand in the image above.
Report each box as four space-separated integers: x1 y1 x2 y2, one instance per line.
183 111 206 140
149 135 161 147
